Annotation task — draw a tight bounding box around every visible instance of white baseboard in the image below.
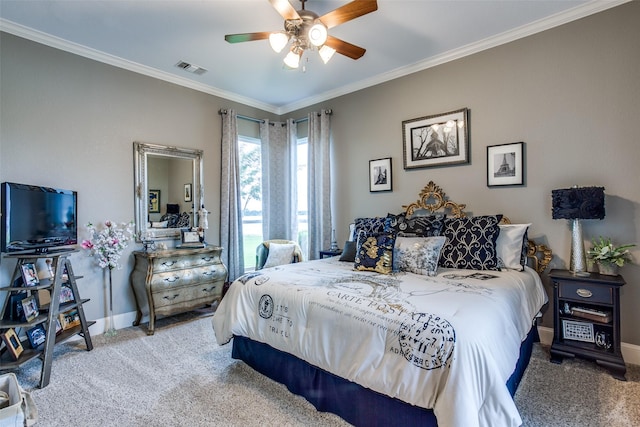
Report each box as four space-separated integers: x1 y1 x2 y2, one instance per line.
537 326 640 366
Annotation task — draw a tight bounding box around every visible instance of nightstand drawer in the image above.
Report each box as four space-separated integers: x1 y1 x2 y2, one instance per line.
558 282 612 305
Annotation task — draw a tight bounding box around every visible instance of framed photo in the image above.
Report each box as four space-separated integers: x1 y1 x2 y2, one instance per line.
402 108 469 169
149 189 161 213
59 309 80 330
7 291 27 321
487 142 525 187
20 263 39 286
21 295 39 322
1 328 24 360
369 157 392 192
26 324 46 348
181 230 202 245
184 183 192 202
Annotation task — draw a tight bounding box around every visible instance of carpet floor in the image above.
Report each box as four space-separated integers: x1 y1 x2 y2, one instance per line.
13 312 640 427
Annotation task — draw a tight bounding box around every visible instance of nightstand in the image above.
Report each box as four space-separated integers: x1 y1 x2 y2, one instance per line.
549 269 626 380
319 249 342 259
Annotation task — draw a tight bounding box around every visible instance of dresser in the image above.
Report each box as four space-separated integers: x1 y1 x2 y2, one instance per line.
130 246 227 335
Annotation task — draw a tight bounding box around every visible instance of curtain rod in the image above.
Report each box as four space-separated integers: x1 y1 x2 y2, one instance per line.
219 109 332 125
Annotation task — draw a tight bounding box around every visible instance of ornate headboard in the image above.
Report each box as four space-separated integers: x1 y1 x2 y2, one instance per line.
401 181 552 274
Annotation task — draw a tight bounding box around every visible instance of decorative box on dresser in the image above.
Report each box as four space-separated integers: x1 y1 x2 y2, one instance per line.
549 269 626 380
130 246 227 335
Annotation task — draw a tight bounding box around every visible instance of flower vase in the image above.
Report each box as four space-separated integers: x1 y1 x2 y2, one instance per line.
105 268 117 337
598 262 619 276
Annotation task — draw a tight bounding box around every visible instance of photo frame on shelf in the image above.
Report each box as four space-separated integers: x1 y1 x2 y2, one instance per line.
59 309 80 330
21 295 39 322
369 157 392 192
1 328 24 360
402 108 469 169
184 183 192 202
149 189 161 213
487 142 525 187
26 324 46 348
20 263 39 286
6 291 27 321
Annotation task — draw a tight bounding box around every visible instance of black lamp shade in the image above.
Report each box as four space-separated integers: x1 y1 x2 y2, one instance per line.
551 186 605 220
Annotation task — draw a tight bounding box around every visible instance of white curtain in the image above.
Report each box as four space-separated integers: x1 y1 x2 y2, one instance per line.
220 109 244 281
307 110 332 260
260 119 298 241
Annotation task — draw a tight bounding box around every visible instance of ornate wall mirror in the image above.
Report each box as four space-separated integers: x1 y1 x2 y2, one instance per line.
133 141 203 241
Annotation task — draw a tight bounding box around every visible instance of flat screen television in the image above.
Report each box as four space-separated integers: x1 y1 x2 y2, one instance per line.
1 182 78 253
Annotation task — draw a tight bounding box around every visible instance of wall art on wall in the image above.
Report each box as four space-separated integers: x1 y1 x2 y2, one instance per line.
369 157 392 192
402 108 469 169
487 141 525 187
149 189 161 213
184 183 192 202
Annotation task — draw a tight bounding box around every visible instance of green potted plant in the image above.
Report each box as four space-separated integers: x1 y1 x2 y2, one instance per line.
587 237 635 276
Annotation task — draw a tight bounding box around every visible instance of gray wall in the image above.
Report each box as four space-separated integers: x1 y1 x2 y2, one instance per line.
1 2 639 344
291 2 640 344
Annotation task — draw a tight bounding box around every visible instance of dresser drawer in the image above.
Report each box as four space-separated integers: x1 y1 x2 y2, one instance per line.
557 281 612 305
152 253 218 272
153 281 223 310
149 265 225 290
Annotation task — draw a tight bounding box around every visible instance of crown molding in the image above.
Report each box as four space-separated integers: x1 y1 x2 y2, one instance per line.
1 0 630 116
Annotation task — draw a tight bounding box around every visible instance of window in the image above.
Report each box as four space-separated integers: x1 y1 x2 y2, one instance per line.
238 136 262 270
296 137 308 258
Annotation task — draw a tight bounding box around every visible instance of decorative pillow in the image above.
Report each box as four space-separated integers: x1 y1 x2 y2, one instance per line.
339 241 357 262
175 212 191 228
353 217 389 241
387 213 445 237
160 213 180 228
151 221 168 228
496 223 531 271
394 236 446 276
348 223 356 241
354 233 395 274
263 243 296 269
439 215 503 271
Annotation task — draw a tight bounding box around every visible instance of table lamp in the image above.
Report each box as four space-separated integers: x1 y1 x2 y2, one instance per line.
552 186 605 276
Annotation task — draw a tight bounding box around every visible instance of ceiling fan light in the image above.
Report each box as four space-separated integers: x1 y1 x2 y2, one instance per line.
269 32 289 53
308 22 328 47
284 49 301 69
319 45 336 64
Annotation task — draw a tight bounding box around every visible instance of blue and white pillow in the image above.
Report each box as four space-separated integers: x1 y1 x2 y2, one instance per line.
386 213 445 237
353 217 390 241
439 215 503 271
394 236 446 276
354 233 395 274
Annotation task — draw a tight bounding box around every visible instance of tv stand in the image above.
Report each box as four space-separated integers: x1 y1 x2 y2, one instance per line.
0 249 94 388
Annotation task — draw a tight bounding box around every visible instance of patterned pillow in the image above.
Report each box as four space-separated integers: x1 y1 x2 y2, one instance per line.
394 236 446 276
263 243 296 268
354 233 395 274
439 215 503 270
496 223 531 271
387 213 445 237
353 217 390 241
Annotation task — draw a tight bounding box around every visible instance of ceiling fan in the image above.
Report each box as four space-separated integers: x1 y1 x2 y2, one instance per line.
224 0 378 69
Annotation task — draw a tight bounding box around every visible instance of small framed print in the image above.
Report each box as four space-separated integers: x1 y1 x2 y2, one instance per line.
20 263 39 286
26 324 46 348
1 328 24 360
21 295 39 322
149 189 161 213
369 157 392 192
181 230 201 244
487 142 525 187
184 183 192 202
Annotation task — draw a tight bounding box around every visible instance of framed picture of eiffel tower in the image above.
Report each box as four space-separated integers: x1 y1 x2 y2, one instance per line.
487 142 524 187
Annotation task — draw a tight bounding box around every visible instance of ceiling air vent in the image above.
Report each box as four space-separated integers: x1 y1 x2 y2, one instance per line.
175 61 207 75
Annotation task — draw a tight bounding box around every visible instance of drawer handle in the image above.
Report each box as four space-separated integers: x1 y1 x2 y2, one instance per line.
163 294 180 301
162 261 177 267
164 276 180 283
203 270 216 276
201 256 212 262
576 288 593 298
203 286 216 293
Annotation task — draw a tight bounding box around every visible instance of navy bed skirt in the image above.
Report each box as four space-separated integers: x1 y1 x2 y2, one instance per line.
231 326 539 426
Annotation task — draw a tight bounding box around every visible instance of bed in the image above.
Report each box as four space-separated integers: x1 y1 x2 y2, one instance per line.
212 182 552 427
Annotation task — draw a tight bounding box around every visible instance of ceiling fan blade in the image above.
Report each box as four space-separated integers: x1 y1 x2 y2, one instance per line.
225 32 272 43
324 35 366 60
269 0 301 21
319 0 378 29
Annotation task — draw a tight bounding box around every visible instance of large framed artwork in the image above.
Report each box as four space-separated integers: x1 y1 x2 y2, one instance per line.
402 108 469 169
487 142 524 187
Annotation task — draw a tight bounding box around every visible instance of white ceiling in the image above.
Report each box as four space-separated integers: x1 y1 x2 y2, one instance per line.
0 0 627 114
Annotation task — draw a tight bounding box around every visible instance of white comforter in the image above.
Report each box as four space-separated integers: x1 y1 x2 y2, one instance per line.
212 258 547 427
